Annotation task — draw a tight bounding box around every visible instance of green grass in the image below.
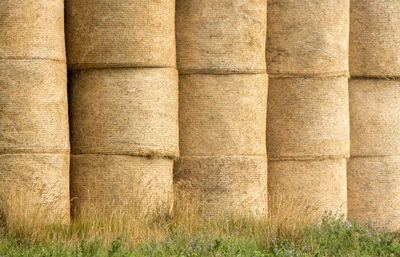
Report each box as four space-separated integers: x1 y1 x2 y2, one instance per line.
1 215 400 256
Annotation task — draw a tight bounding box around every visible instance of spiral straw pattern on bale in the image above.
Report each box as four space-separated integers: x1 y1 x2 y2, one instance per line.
267 0 350 219
0 0 70 224
175 0 268 217
65 0 178 215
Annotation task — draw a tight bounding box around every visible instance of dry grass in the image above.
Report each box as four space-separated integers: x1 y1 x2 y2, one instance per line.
0 185 317 249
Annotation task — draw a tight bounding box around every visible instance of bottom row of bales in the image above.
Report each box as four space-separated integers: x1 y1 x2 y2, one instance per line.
68 70 269 218
1 60 400 231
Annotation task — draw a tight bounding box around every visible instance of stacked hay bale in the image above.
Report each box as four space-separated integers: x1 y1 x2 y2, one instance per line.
174 0 268 217
348 0 400 230
267 0 350 218
65 0 178 214
0 0 70 223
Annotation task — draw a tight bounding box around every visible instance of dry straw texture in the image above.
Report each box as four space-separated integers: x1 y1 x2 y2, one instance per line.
267 0 349 76
267 77 350 160
348 156 400 231
0 60 69 153
174 156 268 218
0 154 70 224
69 68 179 158
176 0 267 74
70 154 173 215
268 158 347 219
266 0 349 220
350 79 400 156
0 0 65 61
350 0 400 77
179 74 267 156
0 1 69 224
66 0 176 69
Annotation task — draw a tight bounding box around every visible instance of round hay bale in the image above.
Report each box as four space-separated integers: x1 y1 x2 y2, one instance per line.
66 0 176 69
0 60 69 153
348 156 400 231
350 0 400 77
70 154 173 215
267 76 350 160
267 0 349 76
350 79 400 156
0 154 70 224
69 68 178 158
176 0 267 74
179 74 267 156
174 156 268 218
268 158 347 219
0 0 65 61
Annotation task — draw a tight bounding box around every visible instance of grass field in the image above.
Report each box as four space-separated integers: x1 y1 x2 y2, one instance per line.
1 214 400 256
1 190 400 256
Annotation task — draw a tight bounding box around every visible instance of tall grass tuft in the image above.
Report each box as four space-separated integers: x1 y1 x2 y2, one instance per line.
0 185 317 249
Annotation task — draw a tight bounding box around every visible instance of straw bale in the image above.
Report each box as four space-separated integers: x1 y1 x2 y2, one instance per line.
350 0 400 77
174 156 268 217
348 156 400 231
0 60 69 153
350 79 400 156
176 0 267 74
268 158 347 218
71 154 173 214
66 0 176 69
267 0 349 76
267 77 350 160
0 0 65 61
179 74 267 156
0 154 70 224
69 68 178 158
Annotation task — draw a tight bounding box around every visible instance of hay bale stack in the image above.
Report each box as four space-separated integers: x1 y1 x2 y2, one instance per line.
267 0 350 218
175 74 268 216
0 1 70 224
175 0 268 217
348 1 400 230
65 0 178 214
349 80 400 230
